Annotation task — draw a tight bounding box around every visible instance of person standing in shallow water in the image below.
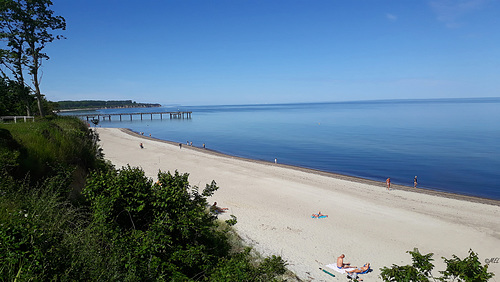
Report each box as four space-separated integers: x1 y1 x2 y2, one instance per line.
414 176 418 188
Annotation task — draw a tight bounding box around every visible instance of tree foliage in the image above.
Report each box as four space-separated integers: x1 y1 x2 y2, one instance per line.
380 248 494 282
57 100 162 110
0 76 34 116
83 167 242 280
439 250 494 282
0 119 288 280
0 0 65 116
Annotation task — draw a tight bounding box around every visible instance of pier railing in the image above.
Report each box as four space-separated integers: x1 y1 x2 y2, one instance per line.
70 111 192 121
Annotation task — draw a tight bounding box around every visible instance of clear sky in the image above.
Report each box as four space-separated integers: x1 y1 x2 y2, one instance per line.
41 0 499 106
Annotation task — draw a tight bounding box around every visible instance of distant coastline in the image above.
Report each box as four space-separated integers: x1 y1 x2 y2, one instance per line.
56 100 161 112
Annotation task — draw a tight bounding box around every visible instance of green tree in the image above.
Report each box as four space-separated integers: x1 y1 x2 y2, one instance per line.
0 0 65 117
82 166 287 280
83 167 230 279
0 76 34 116
380 248 494 282
439 249 494 282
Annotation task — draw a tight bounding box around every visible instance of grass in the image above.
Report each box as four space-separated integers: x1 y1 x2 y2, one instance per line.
0 116 101 182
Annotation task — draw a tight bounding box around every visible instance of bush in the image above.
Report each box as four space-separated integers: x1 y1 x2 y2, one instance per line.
82 166 288 280
0 183 83 280
380 248 494 282
0 118 288 280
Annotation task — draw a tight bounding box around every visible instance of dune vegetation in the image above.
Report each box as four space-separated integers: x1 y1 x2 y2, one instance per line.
0 116 289 281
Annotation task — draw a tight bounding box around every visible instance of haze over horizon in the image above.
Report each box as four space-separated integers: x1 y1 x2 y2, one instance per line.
42 0 500 106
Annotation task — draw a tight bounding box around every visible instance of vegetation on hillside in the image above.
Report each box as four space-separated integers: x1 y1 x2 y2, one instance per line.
0 116 289 281
57 100 162 110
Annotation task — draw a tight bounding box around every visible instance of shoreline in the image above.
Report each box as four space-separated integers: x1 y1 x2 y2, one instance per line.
121 128 500 207
96 127 500 280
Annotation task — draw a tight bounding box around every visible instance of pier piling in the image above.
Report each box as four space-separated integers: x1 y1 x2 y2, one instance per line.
70 111 192 122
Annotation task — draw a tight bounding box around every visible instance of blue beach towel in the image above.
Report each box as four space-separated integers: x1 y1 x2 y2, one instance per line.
311 215 328 218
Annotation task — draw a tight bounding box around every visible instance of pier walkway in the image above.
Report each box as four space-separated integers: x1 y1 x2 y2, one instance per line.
72 111 192 121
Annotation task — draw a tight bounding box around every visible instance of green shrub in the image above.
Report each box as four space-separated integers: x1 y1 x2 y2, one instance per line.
380 248 494 282
0 184 83 280
82 166 288 281
0 118 288 281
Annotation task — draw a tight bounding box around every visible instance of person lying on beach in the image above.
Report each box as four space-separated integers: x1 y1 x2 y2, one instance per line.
210 202 228 214
346 263 370 281
337 254 356 269
311 211 328 218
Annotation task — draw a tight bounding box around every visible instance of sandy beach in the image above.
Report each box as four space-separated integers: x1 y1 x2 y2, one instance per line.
96 127 500 281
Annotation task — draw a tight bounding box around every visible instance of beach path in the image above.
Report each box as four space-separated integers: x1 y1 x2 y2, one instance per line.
97 128 500 280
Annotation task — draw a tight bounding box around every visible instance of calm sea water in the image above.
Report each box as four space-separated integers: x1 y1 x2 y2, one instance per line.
69 99 500 200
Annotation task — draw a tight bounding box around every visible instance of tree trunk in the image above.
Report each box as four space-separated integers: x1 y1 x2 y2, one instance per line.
31 46 44 117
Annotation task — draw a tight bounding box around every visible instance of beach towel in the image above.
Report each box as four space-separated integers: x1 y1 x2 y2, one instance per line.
325 263 355 274
347 267 371 280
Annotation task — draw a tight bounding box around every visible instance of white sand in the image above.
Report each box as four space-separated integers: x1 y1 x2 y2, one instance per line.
97 128 500 281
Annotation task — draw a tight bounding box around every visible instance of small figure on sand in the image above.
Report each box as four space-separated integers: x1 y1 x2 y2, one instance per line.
311 211 328 218
346 263 371 281
179 143 182 149
210 202 228 214
275 158 277 164
386 177 391 190
414 176 418 188
337 254 355 269
203 143 206 148
139 143 144 149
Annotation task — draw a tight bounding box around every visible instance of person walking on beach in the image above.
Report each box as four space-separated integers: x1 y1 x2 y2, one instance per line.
139 143 143 149
386 178 391 190
414 176 418 188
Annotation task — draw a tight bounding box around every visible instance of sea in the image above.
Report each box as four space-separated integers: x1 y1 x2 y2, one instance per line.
64 98 500 201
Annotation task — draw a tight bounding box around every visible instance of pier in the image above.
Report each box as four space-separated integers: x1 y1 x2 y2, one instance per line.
71 111 192 121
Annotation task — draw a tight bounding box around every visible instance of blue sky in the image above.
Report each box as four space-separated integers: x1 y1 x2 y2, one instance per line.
40 0 499 105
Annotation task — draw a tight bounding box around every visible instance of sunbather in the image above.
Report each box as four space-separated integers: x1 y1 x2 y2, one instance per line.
210 202 228 214
347 263 370 274
337 254 355 269
312 211 328 218
347 263 370 281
